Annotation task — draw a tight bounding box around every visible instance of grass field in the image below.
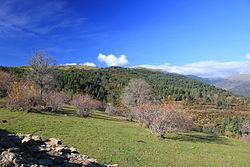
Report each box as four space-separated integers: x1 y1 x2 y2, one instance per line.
1 106 250 167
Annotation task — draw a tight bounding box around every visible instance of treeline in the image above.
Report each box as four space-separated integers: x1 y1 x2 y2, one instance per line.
0 66 248 107
52 67 247 107
0 66 26 78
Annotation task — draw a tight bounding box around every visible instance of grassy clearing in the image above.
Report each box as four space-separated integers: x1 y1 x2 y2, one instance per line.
1 106 250 167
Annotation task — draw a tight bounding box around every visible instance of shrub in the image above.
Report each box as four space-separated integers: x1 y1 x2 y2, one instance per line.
241 120 250 141
71 94 101 117
241 135 250 141
222 117 245 137
7 81 39 111
0 71 12 97
7 81 69 112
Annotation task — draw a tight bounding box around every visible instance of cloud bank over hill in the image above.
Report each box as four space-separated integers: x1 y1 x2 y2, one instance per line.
62 53 250 78
138 54 250 78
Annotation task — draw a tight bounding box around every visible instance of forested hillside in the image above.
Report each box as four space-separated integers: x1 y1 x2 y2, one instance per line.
1 65 248 108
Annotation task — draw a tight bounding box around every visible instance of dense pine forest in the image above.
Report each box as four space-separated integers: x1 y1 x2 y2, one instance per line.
1 65 248 108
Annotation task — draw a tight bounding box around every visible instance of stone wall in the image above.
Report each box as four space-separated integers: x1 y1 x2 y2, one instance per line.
0 131 117 167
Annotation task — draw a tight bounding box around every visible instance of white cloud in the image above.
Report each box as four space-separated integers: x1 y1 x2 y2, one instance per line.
138 56 250 78
98 53 128 66
81 62 96 67
245 53 250 60
61 63 77 66
61 62 96 67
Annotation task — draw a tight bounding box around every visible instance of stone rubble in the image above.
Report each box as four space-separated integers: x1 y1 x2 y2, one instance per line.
0 131 118 167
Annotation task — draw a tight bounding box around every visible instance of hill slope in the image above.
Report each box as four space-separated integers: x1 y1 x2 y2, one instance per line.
1 107 250 167
53 67 235 104
1 66 247 107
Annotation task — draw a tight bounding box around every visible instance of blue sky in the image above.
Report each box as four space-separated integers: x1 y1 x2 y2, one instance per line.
1 0 250 77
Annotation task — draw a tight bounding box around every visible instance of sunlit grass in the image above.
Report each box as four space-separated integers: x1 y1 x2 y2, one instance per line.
1 107 250 167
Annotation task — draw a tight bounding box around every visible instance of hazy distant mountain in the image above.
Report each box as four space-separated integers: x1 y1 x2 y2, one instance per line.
224 74 250 81
187 74 250 97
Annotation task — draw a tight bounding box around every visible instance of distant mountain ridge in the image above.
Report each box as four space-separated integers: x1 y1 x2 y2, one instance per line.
187 74 250 97
225 74 250 81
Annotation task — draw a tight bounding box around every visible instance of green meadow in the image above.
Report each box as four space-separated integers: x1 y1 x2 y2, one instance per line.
1 105 250 167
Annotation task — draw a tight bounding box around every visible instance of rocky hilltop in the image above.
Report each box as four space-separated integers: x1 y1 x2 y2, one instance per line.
0 131 116 167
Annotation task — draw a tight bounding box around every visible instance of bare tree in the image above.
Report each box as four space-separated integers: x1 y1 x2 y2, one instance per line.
132 102 193 138
71 94 101 117
241 120 250 135
27 51 55 108
120 78 156 108
132 101 159 127
44 91 69 112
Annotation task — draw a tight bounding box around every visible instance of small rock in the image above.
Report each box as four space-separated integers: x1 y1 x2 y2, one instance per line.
0 151 23 166
2 120 7 123
47 150 63 157
67 153 79 159
46 138 61 146
32 136 46 142
69 147 77 153
30 165 39 167
21 135 32 143
54 146 66 152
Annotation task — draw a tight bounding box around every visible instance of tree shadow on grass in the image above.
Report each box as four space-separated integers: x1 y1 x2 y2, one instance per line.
89 111 127 123
31 107 76 117
89 113 120 121
163 132 229 145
